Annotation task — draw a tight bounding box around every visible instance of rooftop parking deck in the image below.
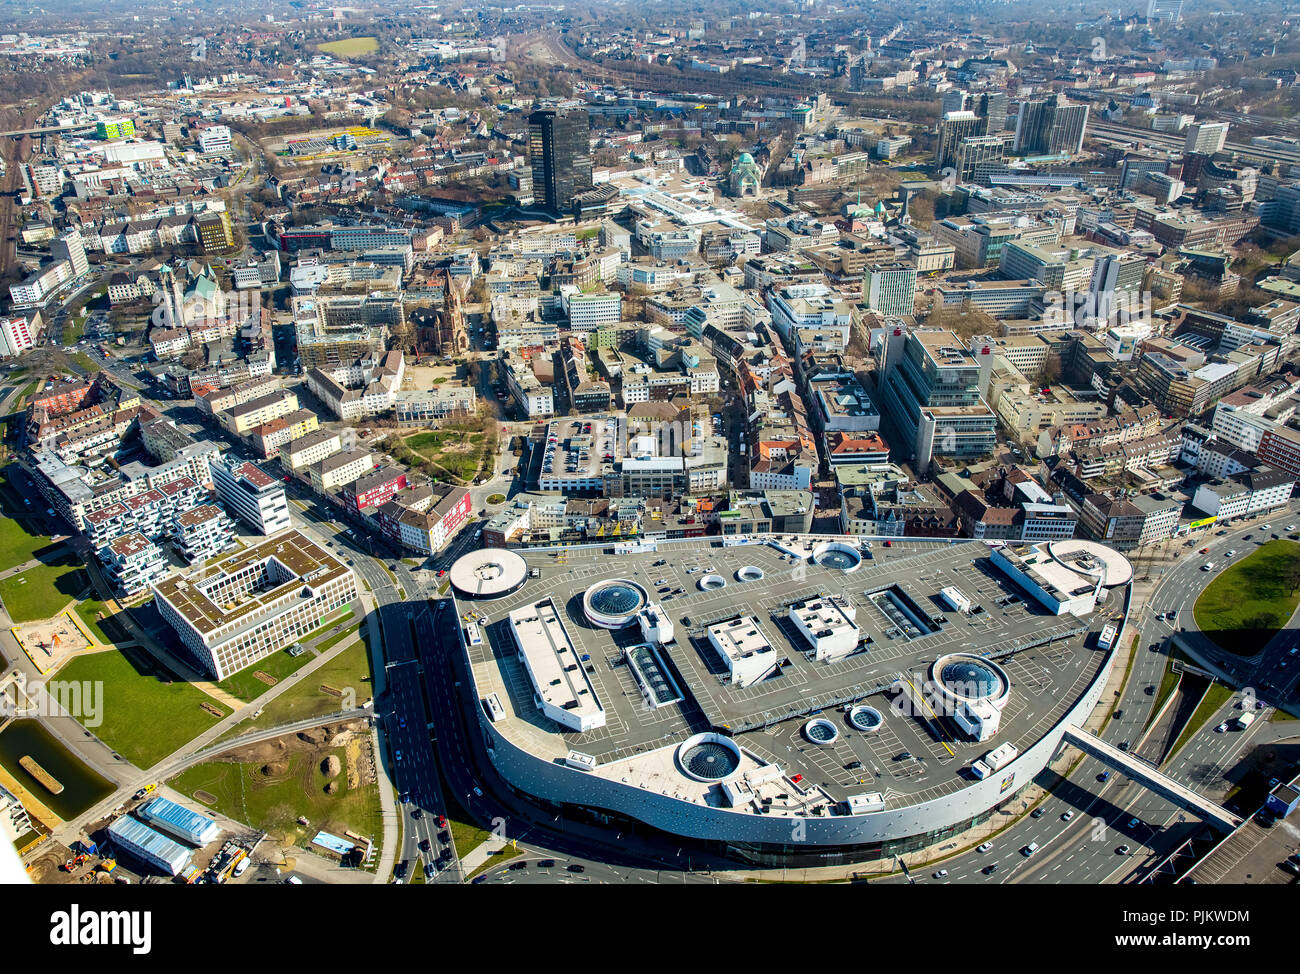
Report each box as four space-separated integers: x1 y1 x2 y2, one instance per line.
460 537 1121 807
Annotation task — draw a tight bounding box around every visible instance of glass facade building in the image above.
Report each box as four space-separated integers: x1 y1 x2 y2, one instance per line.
528 109 593 213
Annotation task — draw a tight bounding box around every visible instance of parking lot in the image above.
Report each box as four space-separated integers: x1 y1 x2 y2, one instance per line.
463 538 1115 806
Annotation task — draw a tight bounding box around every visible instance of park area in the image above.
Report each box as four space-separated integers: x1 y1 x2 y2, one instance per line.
1193 539 1300 656
170 721 381 858
56 647 231 768
392 417 497 484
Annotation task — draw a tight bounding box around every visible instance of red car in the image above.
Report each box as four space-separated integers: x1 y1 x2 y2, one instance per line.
883 539 893 547
437 569 447 578
436 814 447 829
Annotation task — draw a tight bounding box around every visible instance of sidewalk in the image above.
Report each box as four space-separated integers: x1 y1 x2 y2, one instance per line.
370 723 399 884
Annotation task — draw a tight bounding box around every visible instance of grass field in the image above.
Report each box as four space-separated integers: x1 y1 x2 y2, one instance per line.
171 746 382 851
0 515 57 571
0 467 59 569
0 550 85 622
317 36 379 56
1193 539 1300 656
314 622 362 654
213 634 374 743
74 592 128 645
214 646 320 703
57 647 230 767
69 352 99 375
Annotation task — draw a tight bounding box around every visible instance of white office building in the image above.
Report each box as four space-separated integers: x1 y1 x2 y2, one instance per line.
197 124 232 154
211 457 290 535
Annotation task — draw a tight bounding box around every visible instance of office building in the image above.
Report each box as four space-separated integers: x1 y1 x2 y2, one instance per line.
196 211 234 254
954 135 1006 182
95 118 135 140
936 111 985 172
1184 121 1228 156
877 329 997 465
197 124 232 154
152 530 359 679
862 263 919 317
211 457 290 535
528 109 592 213
51 232 89 280
1014 96 1089 157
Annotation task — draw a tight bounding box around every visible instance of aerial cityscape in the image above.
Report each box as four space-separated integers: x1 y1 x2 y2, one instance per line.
0 0 1299 909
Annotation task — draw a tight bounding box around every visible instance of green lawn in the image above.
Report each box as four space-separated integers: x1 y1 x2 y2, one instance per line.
170 746 382 854
63 313 87 344
315 622 362 654
406 430 482 452
213 633 374 743
442 789 492 857
0 516 58 570
56 647 230 768
70 352 99 374
14 380 40 408
0 468 59 569
465 844 523 880
215 647 321 703
74 593 128 645
1192 539 1300 656
0 551 85 622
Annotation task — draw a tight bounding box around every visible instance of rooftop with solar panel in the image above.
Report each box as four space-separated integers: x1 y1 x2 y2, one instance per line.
451 536 1130 817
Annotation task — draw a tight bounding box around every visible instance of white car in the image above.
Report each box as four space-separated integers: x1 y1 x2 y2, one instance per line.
1225 549 1237 557
977 841 993 853
1216 722 1228 733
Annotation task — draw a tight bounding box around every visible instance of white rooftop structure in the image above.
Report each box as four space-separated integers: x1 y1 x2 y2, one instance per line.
707 616 779 688
508 598 606 732
789 597 861 662
450 547 528 599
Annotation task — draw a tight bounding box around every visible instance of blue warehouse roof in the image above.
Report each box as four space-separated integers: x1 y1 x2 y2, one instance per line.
139 796 220 846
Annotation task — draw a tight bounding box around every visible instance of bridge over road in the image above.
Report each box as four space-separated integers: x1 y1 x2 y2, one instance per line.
1060 725 1243 832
